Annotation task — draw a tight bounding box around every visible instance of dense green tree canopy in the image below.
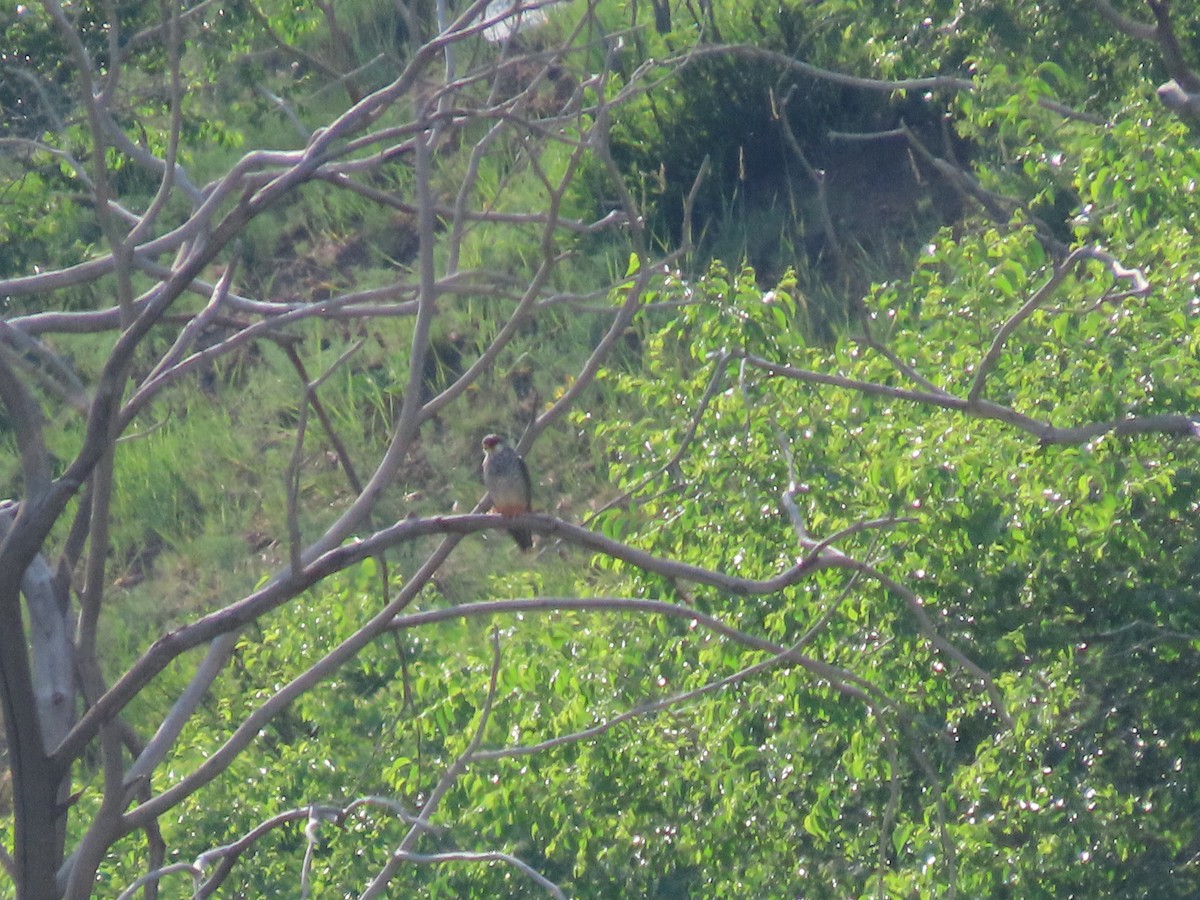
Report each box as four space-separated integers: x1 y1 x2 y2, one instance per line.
1 0 1200 897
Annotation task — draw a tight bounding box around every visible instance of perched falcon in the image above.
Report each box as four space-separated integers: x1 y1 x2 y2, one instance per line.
481 433 533 551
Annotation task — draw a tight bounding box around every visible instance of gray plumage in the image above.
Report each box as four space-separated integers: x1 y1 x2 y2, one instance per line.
481 434 533 550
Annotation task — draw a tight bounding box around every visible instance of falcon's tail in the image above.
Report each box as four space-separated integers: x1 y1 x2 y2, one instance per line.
509 526 533 552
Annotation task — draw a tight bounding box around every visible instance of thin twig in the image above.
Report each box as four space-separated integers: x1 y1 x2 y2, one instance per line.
360 629 505 898
285 388 311 577
474 650 789 762
967 246 1149 407
681 43 975 94
585 350 729 524
393 851 566 899
281 340 367 497
113 862 202 900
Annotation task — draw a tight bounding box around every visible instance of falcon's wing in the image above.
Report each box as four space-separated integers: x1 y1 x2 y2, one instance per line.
516 454 533 508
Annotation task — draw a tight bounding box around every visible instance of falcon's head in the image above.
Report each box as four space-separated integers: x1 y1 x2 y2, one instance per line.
481 434 506 451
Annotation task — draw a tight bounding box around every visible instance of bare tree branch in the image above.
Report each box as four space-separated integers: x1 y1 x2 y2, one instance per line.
1093 0 1159 40
112 861 202 900
472 646 795 763
585 350 730 524
1094 0 1200 117
390 851 566 899
0 348 52 501
967 245 1149 407
680 43 976 94
738 344 1197 447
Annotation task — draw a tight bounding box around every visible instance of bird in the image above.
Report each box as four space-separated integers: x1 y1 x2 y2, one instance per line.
481 433 533 551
